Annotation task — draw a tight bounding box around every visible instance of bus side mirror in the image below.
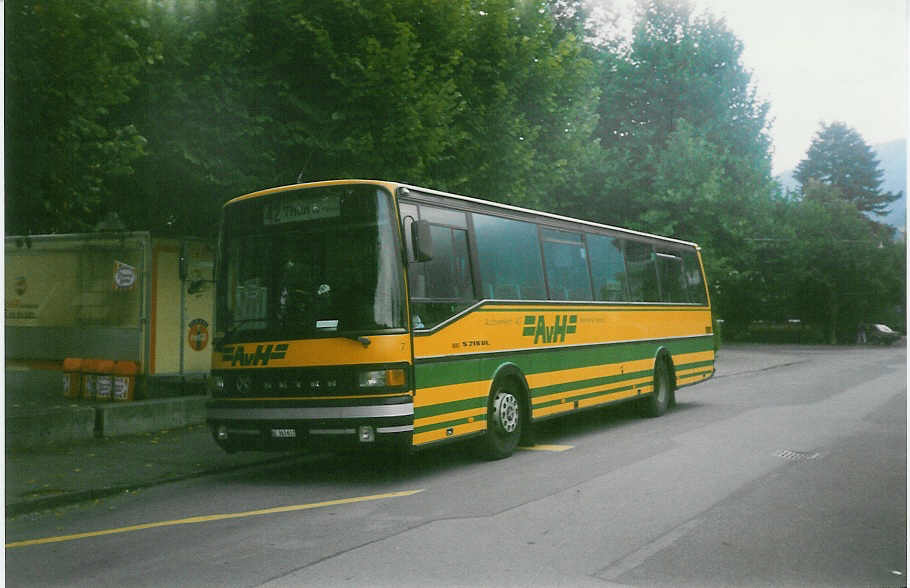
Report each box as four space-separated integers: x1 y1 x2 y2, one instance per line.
412 219 433 262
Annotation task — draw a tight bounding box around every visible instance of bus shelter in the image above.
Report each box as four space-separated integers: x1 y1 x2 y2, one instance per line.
5 232 215 399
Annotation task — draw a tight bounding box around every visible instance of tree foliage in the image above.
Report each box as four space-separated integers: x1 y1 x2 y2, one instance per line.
585 0 777 329
5 0 904 341
795 122 902 216
782 126 904 341
5 0 158 234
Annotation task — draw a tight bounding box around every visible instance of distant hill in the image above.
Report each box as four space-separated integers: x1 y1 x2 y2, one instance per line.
874 139 907 230
777 138 907 231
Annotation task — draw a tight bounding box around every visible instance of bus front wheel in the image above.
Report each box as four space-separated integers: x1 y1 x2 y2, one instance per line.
480 378 523 460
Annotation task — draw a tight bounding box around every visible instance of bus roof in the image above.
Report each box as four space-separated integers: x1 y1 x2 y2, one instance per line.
225 179 701 250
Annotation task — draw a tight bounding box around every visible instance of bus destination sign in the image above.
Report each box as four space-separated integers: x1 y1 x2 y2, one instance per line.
263 193 341 225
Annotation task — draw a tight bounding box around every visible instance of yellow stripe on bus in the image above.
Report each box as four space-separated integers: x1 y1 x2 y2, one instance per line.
414 380 488 409
212 334 411 370
524 357 655 391
532 374 653 407
413 420 487 445
413 308 712 358
577 386 640 408
532 384 650 419
413 406 487 429
673 349 715 364
534 402 575 418
677 371 713 386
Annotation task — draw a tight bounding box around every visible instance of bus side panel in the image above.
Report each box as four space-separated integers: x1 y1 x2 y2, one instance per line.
411 304 715 447
412 360 487 446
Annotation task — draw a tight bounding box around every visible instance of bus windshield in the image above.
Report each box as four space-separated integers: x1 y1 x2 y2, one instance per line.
216 184 405 342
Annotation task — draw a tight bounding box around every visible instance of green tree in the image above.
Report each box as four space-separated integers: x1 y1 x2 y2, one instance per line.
589 0 774 232
588 0 775 328
119 0 282 235
429 0 601 210
782 181 899 343
794 122 901 216
117 0 469 236
118 0 600 236
5 0 158 234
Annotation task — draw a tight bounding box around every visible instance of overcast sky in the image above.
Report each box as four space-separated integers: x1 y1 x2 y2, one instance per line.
601 0 908 175
696 0 907 175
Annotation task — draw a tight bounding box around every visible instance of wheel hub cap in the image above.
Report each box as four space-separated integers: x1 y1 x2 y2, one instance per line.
493 392 519 434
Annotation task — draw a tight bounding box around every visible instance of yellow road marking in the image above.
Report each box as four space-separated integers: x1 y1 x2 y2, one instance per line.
6 489 424 549
518 444 574 452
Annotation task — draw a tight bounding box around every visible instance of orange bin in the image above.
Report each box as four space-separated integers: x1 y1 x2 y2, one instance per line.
62 357 83 399
95 359 116 401
113 361 140 402
81 358 101 400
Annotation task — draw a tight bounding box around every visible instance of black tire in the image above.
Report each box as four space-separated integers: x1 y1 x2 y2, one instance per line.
480 378 523 460
641 358 671 418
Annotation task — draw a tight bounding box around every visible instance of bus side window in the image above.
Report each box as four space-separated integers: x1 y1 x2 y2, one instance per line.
423 225 473 300
656 250 688 303
625 241 660 302
541 228 593 301
681 249 708 304
472 213 546 301
404 202 476 329
587 234 629 302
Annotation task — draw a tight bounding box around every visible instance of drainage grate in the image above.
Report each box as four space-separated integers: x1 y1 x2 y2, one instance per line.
774 449 822 461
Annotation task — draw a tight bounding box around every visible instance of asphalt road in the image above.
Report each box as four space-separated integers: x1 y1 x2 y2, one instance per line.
6 344 906 587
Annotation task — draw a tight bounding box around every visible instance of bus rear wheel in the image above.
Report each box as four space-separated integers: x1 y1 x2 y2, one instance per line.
641 358 671 418
480 378 523 460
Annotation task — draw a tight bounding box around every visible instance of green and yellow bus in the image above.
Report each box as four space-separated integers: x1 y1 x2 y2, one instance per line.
207 180 715 458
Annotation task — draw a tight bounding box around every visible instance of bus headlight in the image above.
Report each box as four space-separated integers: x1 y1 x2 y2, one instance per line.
358 368 406 388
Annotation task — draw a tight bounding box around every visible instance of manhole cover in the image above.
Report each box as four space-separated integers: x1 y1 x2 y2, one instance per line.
774 449 821 461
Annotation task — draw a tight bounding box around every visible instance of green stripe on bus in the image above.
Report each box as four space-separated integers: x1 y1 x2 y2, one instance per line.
414 396 486 419
414 415 487 435
679 369 714 380
415 337 712 389
533 384 636 410
531 368 652 399
675 359 715 371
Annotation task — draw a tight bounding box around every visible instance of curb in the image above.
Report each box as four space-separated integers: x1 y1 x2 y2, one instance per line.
5 453 304 517
5 396 208 450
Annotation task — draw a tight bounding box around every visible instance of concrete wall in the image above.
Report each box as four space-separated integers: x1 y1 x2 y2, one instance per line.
5 365 209 448
96 396 207 437
6 406 97 448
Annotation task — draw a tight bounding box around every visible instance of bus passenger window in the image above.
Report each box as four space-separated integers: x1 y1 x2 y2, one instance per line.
404 203 476 329
682 250 708 304
473 214 546 301
656 251 688 303
587 234 628 302
422 225 473 300
541 228 592 301
625 241 660 302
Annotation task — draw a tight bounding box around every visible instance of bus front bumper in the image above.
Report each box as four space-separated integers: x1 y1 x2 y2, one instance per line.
206 399 414 453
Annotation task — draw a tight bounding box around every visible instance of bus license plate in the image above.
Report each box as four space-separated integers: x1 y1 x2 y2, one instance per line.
271 428 296 438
